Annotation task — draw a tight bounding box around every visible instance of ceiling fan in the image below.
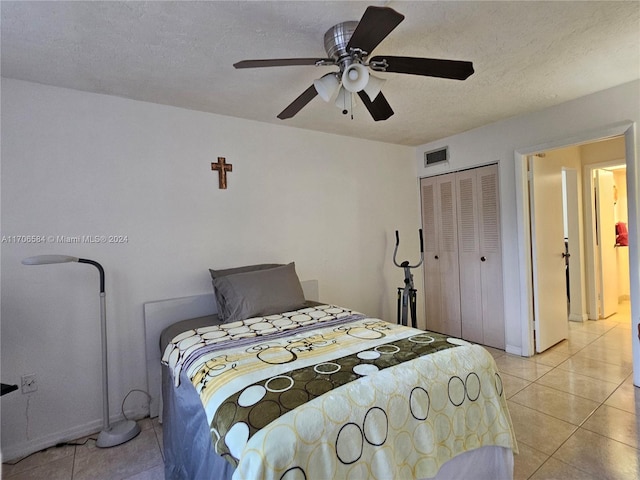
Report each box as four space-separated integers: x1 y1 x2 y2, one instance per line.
234 5 474 122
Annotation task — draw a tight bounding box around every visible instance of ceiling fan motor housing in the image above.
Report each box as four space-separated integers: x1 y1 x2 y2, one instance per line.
324 21 359 69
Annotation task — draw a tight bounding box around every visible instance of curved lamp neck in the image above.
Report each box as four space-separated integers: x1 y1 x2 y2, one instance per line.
78 258 105 293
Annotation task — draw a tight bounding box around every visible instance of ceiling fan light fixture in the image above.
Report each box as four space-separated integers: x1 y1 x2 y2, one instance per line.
363 74 386 101
341 63 369 93
313 73 340 102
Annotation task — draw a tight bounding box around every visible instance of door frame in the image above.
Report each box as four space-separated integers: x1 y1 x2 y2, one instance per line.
514 121 638 361
583 159 626 319
562 167 587 322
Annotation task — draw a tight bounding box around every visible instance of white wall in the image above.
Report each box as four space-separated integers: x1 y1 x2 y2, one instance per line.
0 79 419 459
415 80 640 384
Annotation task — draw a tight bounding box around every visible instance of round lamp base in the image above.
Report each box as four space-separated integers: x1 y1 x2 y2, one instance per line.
96 420 141 448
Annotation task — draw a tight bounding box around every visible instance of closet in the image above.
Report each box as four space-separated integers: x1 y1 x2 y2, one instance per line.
420 164 504 349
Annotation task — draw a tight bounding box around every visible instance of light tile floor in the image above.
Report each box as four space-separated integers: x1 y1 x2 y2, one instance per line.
2 302 638 479
2 417 165 480
495 301 640 480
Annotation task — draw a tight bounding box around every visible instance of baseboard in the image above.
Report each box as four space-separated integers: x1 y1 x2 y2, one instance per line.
505 344 522 357
569 313 588 322
0 406 148 462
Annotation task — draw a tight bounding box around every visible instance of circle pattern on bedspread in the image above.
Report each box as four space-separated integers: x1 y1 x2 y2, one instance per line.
225 422 249 459
408 334 435 344
494 372 504 397
238 385 267 407
227 343 513 480
265 375 294 393
314 362 341 374
353 364 379 376
357 350 381 360
280 467 307 480
465 372 481 401
335 422 364 464
210 329 489 467
363 407 388 446
409 387 430 421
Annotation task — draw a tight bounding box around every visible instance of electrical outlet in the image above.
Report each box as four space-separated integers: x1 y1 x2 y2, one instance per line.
21 374 37 394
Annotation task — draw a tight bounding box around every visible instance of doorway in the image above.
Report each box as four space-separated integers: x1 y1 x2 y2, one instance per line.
527 138 630 353
584 161 630 320
514 124 637 370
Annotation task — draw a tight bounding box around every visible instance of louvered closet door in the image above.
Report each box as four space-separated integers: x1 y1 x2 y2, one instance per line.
456 169 484 344
421 176 444 333
477 165 504 349
436 175 462 337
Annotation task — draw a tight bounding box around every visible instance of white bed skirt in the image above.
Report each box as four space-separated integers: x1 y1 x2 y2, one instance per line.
426 445 514 480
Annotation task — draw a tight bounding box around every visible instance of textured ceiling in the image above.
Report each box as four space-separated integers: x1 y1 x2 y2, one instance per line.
2 1 639 146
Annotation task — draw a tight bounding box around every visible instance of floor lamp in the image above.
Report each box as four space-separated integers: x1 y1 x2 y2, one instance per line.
22 254 140 448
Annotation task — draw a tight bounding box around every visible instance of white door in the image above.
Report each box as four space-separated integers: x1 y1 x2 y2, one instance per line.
456 164 505 348
420 174 461 337
530 156 569 352
421 177 443 333
477 165 505 349
456 169 483 343
595 169 618 318
436 175 462 337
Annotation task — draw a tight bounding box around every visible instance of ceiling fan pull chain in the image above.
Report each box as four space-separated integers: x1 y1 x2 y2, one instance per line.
350 93 354 120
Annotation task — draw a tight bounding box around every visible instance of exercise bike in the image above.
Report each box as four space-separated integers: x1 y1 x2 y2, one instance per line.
393 229 424 328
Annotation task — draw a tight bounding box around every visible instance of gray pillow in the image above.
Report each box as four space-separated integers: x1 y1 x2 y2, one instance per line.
210 264 282 321
211 262 306 323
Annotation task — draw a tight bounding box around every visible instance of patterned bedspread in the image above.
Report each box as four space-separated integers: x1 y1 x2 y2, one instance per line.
162 304 517 479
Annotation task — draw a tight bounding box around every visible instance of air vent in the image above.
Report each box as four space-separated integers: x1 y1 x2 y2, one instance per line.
424 147 449 167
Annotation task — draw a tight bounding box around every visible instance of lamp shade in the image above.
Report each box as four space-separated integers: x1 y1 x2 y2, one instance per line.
342 63 369 93
363 74 386 101
22 255 79 265
313 73 340 102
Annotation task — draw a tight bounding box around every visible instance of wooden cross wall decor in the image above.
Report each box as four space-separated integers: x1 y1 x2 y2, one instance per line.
211 157 233 189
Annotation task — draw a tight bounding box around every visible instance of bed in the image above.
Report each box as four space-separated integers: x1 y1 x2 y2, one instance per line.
144 263 517 479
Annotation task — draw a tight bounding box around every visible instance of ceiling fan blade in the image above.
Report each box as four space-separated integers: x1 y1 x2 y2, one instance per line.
346 6 405 55
234 58 333 69
371 56 474 80
277 85 318 120
357 90 394 121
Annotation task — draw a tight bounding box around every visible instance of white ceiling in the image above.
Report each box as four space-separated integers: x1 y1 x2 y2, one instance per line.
2 1 639 146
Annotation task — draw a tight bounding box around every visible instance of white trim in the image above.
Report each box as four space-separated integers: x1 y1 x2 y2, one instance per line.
505 344 522 356
418 159 500 181
568 313 588 322
0 407 147 462
514 156 534 357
